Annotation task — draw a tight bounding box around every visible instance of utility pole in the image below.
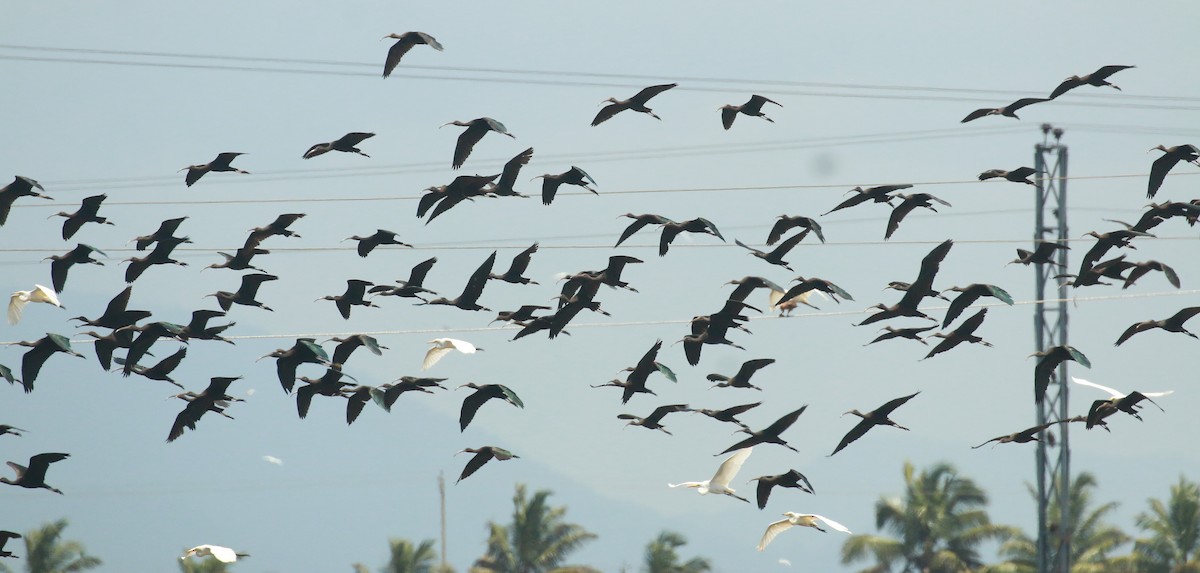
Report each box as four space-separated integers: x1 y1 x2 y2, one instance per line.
1033 124 1071 573
439 471 448 571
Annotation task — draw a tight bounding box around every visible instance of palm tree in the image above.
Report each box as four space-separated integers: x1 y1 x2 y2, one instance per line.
1128 476 1200 573
986 472 1130 573
0 519 101 573
468 484 598 573
641 531 711 573
354 538 444 573
840 460 1017 573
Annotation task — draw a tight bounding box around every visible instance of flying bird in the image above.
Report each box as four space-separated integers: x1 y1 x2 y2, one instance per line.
618 403 690 435
858 240 952 326
767 215 825 245
1115 306 1200 346
419 251 496 312
207 273 278 312
1032 345 1091 404
456 446 517 483
536 166 597 205
830 392 919 456
0 530 20 558
708 358 775 391
327 334 387 368
182 152 249 187
261 338 330 394
423 338 481 371
979 167 1038 186
168 377 241 442
489 243 540 284
458 383 523 431
1 452 70 494
0 425 25 438
8 285 62 325
757 513 851 551
317 279 378 320
369 256 438 301
749 470 814 509
1010 242 1068 267
344 229 411 257
691 402 761 430
15 333 85 393
972 419 1076 449
245 213 306 248
182 544 249 563
864 325 937 347
46 244 106 293
822 184 910 217
668 447 753 503
960 97 1049 123
719 405 808 455
490 147 534 197
382 31 443 78
720 95 781 130
1147 144 1200 199
941 284 1013 327
443 117 514 169
0 175 52 226
304 132 375 159
592 83 677 126
923 309 992 360
1048 65 1135 99
658 218 724 256
130 216 189 251
885 193 951 240
49 194 114 240
734 231 810 271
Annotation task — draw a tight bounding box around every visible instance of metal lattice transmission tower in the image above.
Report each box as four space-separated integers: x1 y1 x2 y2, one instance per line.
1033 124 1071 573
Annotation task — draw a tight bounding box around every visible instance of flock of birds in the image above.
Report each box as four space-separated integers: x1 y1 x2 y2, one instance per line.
2 30 1199 565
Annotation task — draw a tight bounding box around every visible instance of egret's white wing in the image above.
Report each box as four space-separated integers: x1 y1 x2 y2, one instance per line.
31 285 61 307
667 481 702 489
422 345 453 370
710 447 752 488
811 514 852 534
767 289 785 312
757 518 794 551
208 545 239 563
1141 390 1175 398
1071 377 1123 398
446 338 477 353
8 292 26 325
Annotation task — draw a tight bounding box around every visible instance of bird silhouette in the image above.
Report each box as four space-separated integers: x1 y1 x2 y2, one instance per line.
979 167 1038 185
719 405 807 455
45 244 106 293
168 377 241 442
16 333 85 393
0 175 53 226
830 392 919 456
304 132 375 159
708 358 775 391
260 338 330 394
420 252 496 312
423 338 481 371
456 446 518 483
207 273 278 312
49 194 114 240
822 184 910 216
381 31 443 78
885 193 951 240
1115 306 1200 346
1147 144 1200 199
592 83 677 126
489 243 540 284
720 95 781 130
1049 65 1135 99
749 470 814 509
443 117 514 169
1031 345 1091 404
535 166 597 205
960 97 1048 123
618 404 690 435
941 283 1013 327
922 309 992 360
318 279 378 320
182 152 249 187
1 452 70 494
344 229 410 257
458 383 523 431
369 256 439 301
181 544 249 564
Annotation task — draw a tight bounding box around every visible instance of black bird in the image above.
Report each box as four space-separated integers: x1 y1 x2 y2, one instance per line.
1115 307 1200 346
119 321 186 377
0 424 24 438
318 279 378 320
16 333 84 393
617 403 690 435
370 256 439 300
777 276 854 307
341 385 376 425
182 152 249 187
80 329 135 371
1049 65 1135 99
830 392 919 456
381 31 443 78
1147 144 1200 199
659 218 724 256
1031 345 1091 404
592 340 671 404
419 174 497 223
960 97 1049 123
489 243 540 284
1 452 69 494
592 83 677 126
245 213 305 248
683 300 759 365
45 244 105 293
858 240 953 326
130 216 188 251
535 166 597 205
922 309 992 360
1086 390 1164 429
490 305 551 325
373 376 447 411
725 276 787 304
0 363 17 386
115 347 187 388
489 147 534 197
692 402 761 430
168 377 241 442
1010 242 1069 267
456 446 518 483
885 193 952 240
822 184 910 216
303 132 375 159
207 273 278 312
179 309 235 344
718 405 808 455
204 244 269 273
295 368 354 419
327 334 387 368
972 419 1076 448
615 213 675 247
49 194 113 240
0 530 18 558
767 216 825 245
261 338 330 394
345 229 411 257
864 325 937 347
734 230 810 271
708 358 776 391
123 236 189 283
979 167 1038 186
1121 260 1180 289
1075 229 1151 275
0 175 53 226
720 95 782 130
71 286 150 330
443 117 514 170
458 383 524 431
749 470 814 509
941 284 1013 327
421 251 496 312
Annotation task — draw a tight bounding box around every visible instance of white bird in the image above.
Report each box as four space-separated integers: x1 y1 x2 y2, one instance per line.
757 512 851 551
422 337 481 371
261 455 283 466
1071 376 1173 400
181 544 248 563
668 447 752 502
8 285 63 325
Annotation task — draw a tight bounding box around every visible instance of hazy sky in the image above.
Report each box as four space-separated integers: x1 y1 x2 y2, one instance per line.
3 2 1199 572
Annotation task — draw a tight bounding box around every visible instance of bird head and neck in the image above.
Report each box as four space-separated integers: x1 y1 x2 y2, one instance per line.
843 409 866 419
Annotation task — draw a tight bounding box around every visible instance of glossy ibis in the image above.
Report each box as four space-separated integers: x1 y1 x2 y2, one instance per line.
822 184 910 216
659 218 724 256
830 392 919 456
443 117 513 170
719 405 807 455
458 383 523 431
922 309 992 360
130 216 188 251
344 229 410 257
119 321 185 377
0 175 52 226
318 279 377 320
720 95 781 130
489 243 540 284
49 194 113 240
179 309 235 344
327 334 387 368
618 403 690 435
382 32 442 78
261 338 330 394
1049 65 1135 99
182 152 248 187
979 167 1037 185
1115 306 1200 345
692 402 761 430
941 283 1013 327
734 231 809 271
885 193 951 240
490 147 534 197
858 240 952 326
1148 144 1200 199
295 368 353 419
767 215 824 245
303 132 374 159
615 213 674 247
1 452 69 494
864 325 936 346
592 83 677 126
419 251 495 312
45 244 105 293
1010 242 1068 267
207 273 278 312
15 333 84 393
369 256 438 300
456 446 517 483
1031 345 1090 404
972 419 1076 449
748 470 814 509
708 358 775 391
245 213 305 248
535 166 596 205
960 97 1048 123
